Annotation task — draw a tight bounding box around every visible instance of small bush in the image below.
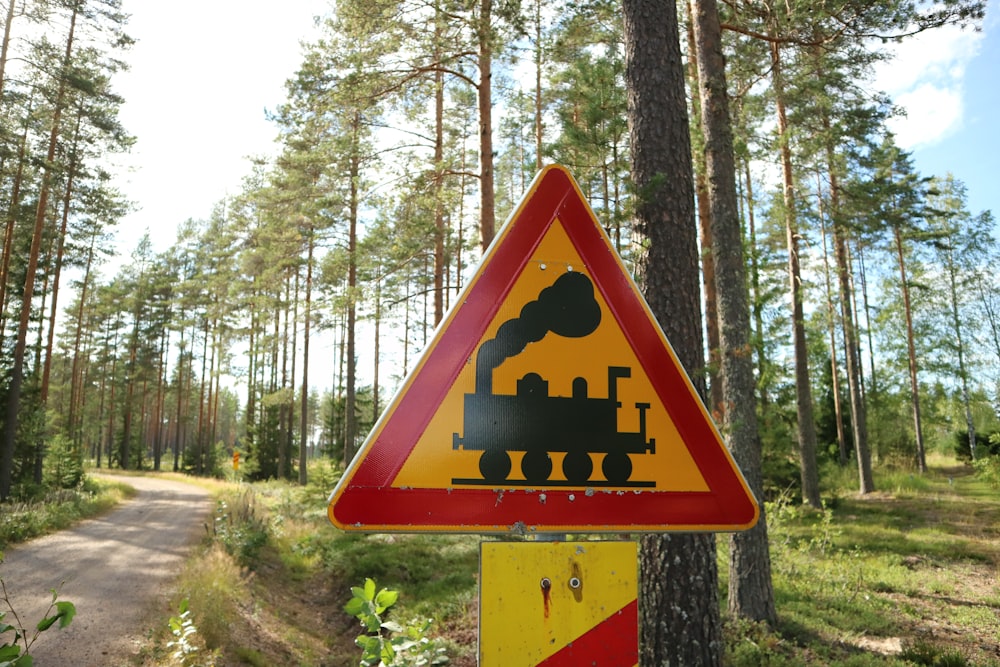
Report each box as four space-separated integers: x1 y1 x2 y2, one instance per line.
972 455 1000 489
209 488 269 566
953 430 1000 462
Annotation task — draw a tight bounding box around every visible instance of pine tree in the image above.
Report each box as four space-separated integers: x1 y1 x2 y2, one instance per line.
624 0 722 661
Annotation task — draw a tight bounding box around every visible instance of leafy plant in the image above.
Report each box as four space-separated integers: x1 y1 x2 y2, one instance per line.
0 577 76 665
166 598 200 667
208 489 268 566
972 455 1000 489
344 578 448 667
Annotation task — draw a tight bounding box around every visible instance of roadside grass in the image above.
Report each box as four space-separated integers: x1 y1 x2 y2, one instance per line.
0 475 134 551
729 459 1000 666
35 456 996 666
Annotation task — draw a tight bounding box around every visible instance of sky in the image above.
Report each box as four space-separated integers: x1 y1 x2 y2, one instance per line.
875 1 1000 221
109 0 1000 263
110 0 330 258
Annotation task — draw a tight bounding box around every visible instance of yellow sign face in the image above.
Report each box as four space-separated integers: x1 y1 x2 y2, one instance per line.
327 164 759 533
392 217 708 493
480 541 638 666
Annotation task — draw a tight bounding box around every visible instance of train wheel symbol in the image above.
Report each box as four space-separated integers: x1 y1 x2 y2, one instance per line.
562 450 593 484
480 450 512 483
521 449 552 483
602 452 633 485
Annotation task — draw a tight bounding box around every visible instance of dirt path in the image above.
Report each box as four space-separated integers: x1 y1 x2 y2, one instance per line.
0 475 213 666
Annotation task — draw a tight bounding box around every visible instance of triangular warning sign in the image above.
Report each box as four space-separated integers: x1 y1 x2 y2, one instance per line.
327 164 759 533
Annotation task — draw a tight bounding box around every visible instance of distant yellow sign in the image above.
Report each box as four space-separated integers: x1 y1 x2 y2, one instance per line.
480 541 637 666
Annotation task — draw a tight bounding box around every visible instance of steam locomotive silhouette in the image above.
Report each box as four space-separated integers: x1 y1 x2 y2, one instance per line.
450 271 656 487
452 366 657 485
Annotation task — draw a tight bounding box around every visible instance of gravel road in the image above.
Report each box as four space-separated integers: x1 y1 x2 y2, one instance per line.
0 475 214 666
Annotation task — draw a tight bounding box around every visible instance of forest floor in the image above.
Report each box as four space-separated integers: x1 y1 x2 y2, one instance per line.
17 460 996 666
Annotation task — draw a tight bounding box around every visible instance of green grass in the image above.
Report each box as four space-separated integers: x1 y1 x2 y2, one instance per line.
106 457 1000 666
739 460 1000 666
0 475 134 550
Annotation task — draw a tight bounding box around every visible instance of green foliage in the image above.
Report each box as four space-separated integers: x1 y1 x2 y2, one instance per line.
320 387 376 462
166 599 201 667
0 477 131 549
208 489 269 566
953 430 1000 462
0 578 76 665
181 439 227 479
344 578 448 667
723 617 794 667
299 533 477 620
43 435 84 490
900 639 972 667
972 455 1000 489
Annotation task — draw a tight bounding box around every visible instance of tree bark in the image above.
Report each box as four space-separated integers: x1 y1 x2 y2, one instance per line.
344 113 361 465
769 37 823 506
477 0 495 250
692 0 776 625
816 180 849 466
623 0 722 662
1 5 77 499
892 225 926 471
820 112 873 492
299 230 313 485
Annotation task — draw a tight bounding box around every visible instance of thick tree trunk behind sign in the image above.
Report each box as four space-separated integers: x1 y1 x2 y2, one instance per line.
623 0 723 663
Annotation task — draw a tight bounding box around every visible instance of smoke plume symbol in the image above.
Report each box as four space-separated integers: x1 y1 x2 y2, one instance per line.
474 271 601 393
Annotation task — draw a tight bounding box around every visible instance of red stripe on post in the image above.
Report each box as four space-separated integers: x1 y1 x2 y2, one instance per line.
536 599 638 667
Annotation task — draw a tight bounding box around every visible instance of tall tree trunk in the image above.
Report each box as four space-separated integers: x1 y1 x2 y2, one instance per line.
833 202 873 492
299 230 313 485
433 18 446 327
173 323 187 472
1 5 77 499
685 14 723 420
373 274 381 420
245 294 256 466
196 319 210 474
623 0 722 662
944 243 976 460
769 37 822 507
41 112 82 408
279 275 291 479
816 179 848 465
477 0 495 250
344 114 360 466
822 123 873 492
0 0 15 101
742 158 769 409
0 93 32 347
892 225 927 471
692 0 776 625
68 226 99 449
533 0 543 171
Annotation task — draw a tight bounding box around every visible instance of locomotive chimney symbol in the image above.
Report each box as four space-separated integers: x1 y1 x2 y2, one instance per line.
453 271 656 487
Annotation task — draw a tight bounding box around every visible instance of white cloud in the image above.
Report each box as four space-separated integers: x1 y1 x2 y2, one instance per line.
871 21 984 150
885 83 963 149
110 1 328 257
